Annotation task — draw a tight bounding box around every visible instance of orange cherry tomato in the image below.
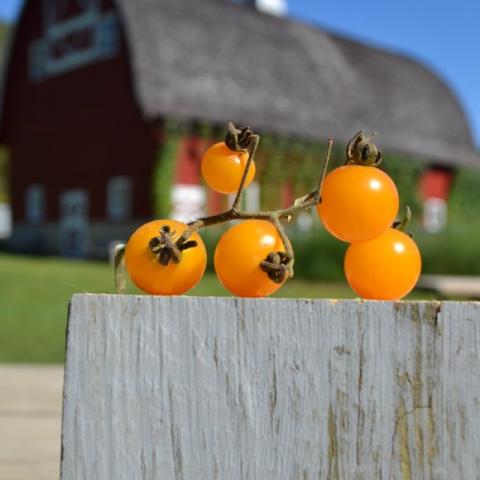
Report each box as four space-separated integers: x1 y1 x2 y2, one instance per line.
201 142 255 194
317 165 399 243
214 220 285 297
125 219 206 295
344 228 421 300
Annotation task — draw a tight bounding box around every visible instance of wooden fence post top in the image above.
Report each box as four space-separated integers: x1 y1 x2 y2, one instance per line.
62 294 480 480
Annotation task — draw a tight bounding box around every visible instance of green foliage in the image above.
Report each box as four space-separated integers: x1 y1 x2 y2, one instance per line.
413 223 480 276
410 163 480 276
289 226 346 281
254 136 284 209
152 122 182 218
254 136 340 209
0 147 9 203
0 21 10 67
449 167 480 223
380 153 424 216
252 135 424 219
0 23 10 204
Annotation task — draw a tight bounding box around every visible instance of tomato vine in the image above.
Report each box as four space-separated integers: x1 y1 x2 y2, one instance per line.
118 122 423 299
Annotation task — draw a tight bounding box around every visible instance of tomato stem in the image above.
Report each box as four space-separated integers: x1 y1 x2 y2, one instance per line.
316 138 334 199
113 243 127 294
393 205 412 232
270 215 294 280
231 133 259 210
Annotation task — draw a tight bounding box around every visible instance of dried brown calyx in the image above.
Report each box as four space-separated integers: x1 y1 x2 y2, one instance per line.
260 251 293 284
149 225 198 265
346 131 382 166
224 122 257 152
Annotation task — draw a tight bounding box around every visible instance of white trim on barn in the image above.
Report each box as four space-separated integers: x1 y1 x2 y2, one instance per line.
29 0 119 82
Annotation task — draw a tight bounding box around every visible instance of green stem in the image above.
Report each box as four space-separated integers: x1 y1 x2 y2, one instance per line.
232 134 260 211
113 244 127 294
316 138 334 198
178 195 320 245
394 205 412 232
270 215 294 279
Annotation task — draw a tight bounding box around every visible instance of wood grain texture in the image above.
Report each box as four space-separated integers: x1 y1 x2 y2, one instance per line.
61 295 480 480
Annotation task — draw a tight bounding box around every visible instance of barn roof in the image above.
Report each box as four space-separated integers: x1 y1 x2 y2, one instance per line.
113 0 478 167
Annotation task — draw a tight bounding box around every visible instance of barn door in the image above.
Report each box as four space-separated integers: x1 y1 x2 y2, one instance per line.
59 190 89 257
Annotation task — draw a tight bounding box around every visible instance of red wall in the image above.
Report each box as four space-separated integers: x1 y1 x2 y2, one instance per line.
174 136 226 215
1 0 157 221
174 136 205 186
419 168 454 201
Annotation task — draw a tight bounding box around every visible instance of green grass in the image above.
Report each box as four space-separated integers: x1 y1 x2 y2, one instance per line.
0 252 437 363
0 254 115 363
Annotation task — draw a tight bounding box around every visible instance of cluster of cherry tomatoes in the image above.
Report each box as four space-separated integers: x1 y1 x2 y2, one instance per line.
318 163 421 300
124 133 421 300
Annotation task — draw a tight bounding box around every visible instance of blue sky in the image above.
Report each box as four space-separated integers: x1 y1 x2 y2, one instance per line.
1 0 479 147
0 0 21 22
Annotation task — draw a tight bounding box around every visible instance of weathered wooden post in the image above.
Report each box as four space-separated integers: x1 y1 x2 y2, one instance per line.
61 294 480 479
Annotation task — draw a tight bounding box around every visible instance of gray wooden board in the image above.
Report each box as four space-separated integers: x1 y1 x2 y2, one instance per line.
61 294 480 480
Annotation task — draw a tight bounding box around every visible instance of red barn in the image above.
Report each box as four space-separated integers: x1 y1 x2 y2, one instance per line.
0 0 478 256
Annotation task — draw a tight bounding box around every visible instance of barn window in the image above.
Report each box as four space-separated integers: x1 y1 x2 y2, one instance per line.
25 184 46 223
28 3 119 82
106 177 133 221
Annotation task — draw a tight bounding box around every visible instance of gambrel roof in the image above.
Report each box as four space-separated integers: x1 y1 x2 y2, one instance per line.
114 0 477 166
